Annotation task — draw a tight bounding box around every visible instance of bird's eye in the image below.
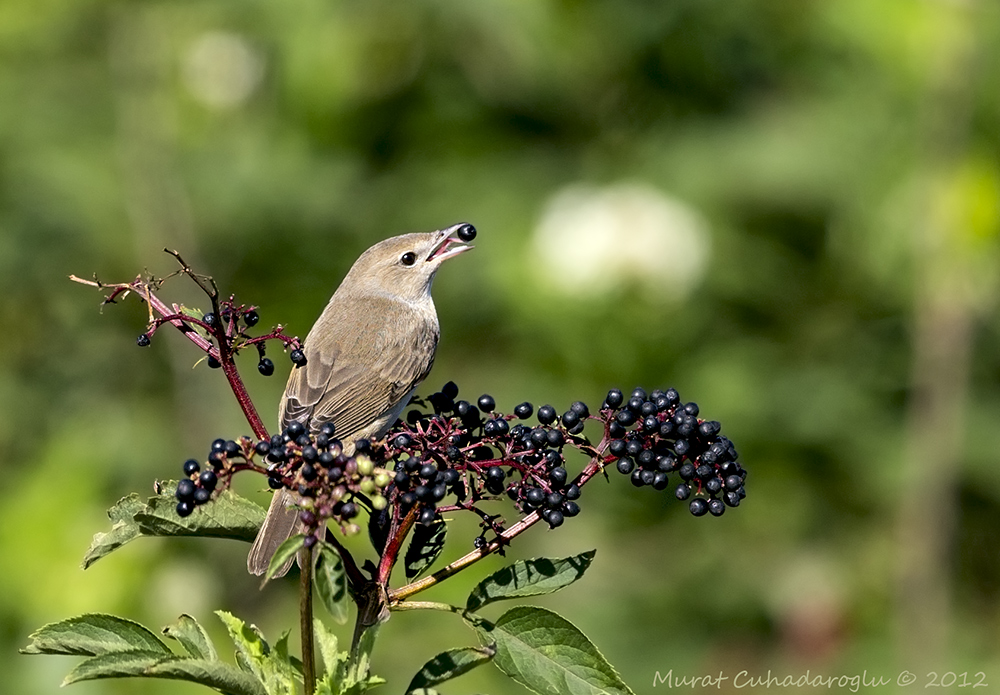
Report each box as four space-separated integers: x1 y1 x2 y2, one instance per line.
400 252 417 266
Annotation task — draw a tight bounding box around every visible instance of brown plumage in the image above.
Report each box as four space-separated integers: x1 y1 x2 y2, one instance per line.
247 225 473 576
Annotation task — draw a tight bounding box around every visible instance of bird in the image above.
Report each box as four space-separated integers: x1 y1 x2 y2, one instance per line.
247 223 475 576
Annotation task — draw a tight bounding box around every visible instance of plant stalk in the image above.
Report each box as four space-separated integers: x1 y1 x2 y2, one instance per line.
300 544 316 695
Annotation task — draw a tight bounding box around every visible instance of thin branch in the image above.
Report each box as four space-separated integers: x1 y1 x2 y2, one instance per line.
300 544 316 695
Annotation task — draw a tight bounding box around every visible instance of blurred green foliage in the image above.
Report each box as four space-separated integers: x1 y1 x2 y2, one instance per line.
4 0 1000 693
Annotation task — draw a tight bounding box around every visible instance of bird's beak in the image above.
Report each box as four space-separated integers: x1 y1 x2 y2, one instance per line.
427 223 474 263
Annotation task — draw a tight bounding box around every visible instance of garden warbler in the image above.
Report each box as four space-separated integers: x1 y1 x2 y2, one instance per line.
247 223 475 576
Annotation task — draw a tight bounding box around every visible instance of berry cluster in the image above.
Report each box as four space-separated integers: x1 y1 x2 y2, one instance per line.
174 382 746 550
600 387 746 516
366 382 587 538
174 423 392 547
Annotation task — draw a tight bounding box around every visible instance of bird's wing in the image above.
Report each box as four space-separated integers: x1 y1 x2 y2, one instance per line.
279 295 439 440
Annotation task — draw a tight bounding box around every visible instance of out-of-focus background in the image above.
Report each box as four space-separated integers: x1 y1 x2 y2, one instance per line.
4 1 1000 693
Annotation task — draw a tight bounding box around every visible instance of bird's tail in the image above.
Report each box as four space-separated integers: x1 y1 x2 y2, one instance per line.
247 488 301 576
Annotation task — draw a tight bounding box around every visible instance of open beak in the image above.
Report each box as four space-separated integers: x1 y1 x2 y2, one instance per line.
427 223 475 263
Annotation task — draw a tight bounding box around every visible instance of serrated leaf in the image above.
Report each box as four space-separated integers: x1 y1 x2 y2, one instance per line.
316 544 349 624
314 619 347 681
265 535 306 582
163 614 217 660
63 650 173 683
466 551 596 612
136 483 266 541
83 486 266 569
146 657 268 695
82 495 146 569
406 645 496 693
476 606 634 695
64 652 267 695
404 518 447 580
216 611 296 695
216 611 269 675
21 614 171 656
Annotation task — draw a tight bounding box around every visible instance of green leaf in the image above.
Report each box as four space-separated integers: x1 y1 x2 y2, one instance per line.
404 518 447 580
216 611 296 695
82 494 146 569
466 551 596 612
83 485 266 569
145 657 268 695
314 619 347 682
21 614 171 656
63 650 172 683
136 482 267 541
216 611 269 673
406 645 496 693
163 614 218 660
264 534 306 581
476 606 634 695
316 543 349 624
64 652 267 695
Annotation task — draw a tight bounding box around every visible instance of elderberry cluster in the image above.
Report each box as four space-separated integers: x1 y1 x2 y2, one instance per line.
601 387 746 516
366 382 589 538
174 422 392 545
173 381 747 550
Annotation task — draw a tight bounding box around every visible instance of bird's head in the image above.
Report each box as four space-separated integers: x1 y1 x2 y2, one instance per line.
340 223 475 302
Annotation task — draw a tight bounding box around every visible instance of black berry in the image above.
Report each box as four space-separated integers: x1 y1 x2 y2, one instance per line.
456 223 477 242
561 410 580 429
290 349 307 367
537 405 557 425
136 333 151 347
549 466 567 487
525 488 545 508
176 479 195 501
477 394 496 412
199 470 217 491
605 388 624 409
616 410 636 427
244 310 259 327
183 459 200 476
258 358 275 376
514 402 534 419
689 498 709 516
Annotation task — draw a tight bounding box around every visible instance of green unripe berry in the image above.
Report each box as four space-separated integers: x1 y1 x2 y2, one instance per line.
356 456 374 476
374 472 391 488
371 495 388 511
